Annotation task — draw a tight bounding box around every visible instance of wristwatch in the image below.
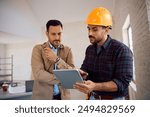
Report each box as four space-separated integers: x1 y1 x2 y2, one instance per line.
55 57 60 63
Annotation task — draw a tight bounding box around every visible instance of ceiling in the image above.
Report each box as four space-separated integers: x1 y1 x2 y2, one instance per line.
27 0 116 25
0 0 116 43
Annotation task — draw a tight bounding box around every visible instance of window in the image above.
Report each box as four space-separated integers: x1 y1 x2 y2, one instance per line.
127 25 136 81
122 14 136 99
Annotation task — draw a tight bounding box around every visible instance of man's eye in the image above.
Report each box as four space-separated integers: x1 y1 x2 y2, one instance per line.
93 29 97 32
52 33 56 35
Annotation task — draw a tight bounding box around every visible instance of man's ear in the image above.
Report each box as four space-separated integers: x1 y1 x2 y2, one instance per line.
105 27 110 33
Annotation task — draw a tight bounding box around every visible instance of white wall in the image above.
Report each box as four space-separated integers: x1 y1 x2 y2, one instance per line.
0 44 6 57
0 0 41 40
6 41 40 81
63 21 90 68
0 44 7 76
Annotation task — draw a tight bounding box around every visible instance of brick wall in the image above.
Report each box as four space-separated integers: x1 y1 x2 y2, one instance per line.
146 0 150 30
112 0 150 99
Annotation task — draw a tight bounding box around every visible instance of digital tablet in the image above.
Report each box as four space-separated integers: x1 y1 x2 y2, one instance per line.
53 69 83 89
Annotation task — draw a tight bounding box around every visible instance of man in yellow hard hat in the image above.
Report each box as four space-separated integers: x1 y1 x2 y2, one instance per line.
74 7 133 100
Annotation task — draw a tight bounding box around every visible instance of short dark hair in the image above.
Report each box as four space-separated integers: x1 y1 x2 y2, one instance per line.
46 20 63 31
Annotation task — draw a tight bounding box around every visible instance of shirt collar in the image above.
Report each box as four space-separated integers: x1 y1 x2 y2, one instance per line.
101 35 111 49
49 43 55 49
49 43 61 50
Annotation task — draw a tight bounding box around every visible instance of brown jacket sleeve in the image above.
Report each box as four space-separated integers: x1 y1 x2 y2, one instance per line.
31 43 75 85
31 45 55 84
57 48 75 69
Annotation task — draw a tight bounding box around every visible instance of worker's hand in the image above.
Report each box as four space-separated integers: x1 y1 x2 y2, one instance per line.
74 80 96 94
79 69 88 80
43 47 58 64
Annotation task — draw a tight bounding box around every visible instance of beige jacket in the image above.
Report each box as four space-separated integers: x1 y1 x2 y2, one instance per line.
31 42 75 99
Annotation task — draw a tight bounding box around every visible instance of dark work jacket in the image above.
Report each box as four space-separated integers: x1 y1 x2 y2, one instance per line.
81 36 133 97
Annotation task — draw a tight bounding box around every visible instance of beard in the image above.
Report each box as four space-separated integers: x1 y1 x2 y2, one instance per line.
89 35 100 44
52 40 61 48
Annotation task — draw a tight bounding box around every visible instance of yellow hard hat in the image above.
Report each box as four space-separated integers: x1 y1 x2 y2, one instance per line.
86 7 112 28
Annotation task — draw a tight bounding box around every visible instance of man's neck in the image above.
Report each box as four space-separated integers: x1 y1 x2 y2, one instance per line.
98 35 108 46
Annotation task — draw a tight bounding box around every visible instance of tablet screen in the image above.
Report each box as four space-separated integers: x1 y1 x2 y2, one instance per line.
53 69 83 89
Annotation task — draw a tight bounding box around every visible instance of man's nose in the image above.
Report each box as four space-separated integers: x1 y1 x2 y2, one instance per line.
88 30 93 36
55 34 59 39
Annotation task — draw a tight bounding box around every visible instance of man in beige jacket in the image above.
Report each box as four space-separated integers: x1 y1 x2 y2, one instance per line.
31 20 75 100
